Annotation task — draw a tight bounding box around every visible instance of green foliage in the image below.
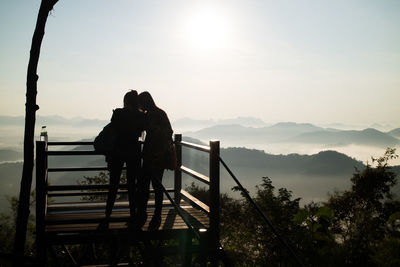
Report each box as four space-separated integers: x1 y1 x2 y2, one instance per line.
293 202 338 266
388 211 400 233
216 148 399 266
371 238 400 267
77 171 128 201
326 147 399 266
0 191 36 257
216 176 302 266
185 182 210 205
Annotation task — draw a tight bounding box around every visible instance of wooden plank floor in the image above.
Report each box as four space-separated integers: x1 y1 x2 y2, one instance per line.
45 200 209 235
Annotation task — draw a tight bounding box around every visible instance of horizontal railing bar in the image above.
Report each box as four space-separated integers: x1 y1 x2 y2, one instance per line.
47 184 120 191
45 215 130 225
181 166 210 185
47 188 175 197
47 184 174 192
47 200 175 212
47 141 144 146
48 190 123 197
180 141 210 153
47 141 94 146
48 167 108 172
47 151 102 156
180 189 210 214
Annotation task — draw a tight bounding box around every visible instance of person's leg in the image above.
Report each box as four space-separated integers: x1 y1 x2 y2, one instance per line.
152 168 165 217
149 168 164 230
135 160 151 228
126 156 139 220
104 157 124 222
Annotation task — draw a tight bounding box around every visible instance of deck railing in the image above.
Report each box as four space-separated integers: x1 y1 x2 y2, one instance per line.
173 134 220 245
35 133 221 262
35 132 305 266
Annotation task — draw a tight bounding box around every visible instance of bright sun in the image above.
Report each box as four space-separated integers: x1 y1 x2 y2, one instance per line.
185 9 229 49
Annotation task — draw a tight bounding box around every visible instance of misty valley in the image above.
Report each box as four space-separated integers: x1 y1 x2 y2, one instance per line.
1 115 399 213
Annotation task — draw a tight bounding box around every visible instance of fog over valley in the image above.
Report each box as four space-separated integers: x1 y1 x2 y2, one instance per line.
1 115 399 212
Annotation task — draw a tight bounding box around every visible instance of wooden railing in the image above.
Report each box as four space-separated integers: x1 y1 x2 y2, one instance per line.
174 134 220 244
35 134 220 254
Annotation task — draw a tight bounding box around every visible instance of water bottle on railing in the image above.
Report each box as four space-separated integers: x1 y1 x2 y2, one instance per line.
40 126 48 142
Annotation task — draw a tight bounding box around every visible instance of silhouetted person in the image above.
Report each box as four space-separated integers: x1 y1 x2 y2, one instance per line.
138 91 173 230
100 90 145 229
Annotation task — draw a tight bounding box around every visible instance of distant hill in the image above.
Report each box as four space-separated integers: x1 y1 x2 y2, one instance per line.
217 117 267 127
388 128 400 139
185 123 400 148
66 140 365 178
0 115 108 128
186 124 256 141
185 122 325 143
290 128 400 147
220 148 365 177
173 116 268 131
269 122 324 132
172 118 215 130
0 149 22 162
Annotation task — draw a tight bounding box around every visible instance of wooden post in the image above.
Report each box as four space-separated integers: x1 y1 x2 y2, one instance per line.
209 140 220 265
174 134 182 205
36 140 48 265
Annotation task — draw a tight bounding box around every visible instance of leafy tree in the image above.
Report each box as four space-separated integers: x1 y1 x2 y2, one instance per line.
195 177 303 266
371 237 400 267
248 177 302 266
153 148 400 266
293 202 339 266
326 148 399 266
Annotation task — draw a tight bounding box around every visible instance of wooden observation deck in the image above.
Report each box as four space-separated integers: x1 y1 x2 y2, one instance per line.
35 134 229 266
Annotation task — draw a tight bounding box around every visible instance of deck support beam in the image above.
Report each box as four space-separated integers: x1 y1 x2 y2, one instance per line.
209 140 220 266
36 140 48 266
174 134 182 205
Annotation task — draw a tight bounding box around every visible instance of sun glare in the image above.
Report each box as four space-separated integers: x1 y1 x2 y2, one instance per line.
185 8 229 49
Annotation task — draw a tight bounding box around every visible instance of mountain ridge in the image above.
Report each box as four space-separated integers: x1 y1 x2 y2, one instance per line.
388 128 400 138
1 138 399 211
185 123 400 147
0 115 108 128
290 128 400 147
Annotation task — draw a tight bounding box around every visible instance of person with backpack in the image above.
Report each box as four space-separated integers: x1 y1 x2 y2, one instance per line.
98 90 146 229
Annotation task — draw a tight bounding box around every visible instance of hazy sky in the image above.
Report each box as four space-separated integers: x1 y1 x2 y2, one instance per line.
1 0 399 126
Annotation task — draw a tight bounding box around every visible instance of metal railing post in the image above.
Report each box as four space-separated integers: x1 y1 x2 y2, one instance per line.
209 140 220 262
174 134 182 205
36 140 47 265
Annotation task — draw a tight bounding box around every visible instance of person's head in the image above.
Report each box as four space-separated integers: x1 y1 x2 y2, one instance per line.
138 91 157 111
123 90 138 109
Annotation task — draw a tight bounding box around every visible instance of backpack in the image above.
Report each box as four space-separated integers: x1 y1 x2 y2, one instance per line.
93 123 117 154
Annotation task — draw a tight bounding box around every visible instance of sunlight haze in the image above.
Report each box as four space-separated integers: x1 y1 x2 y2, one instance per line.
0 0 399 126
